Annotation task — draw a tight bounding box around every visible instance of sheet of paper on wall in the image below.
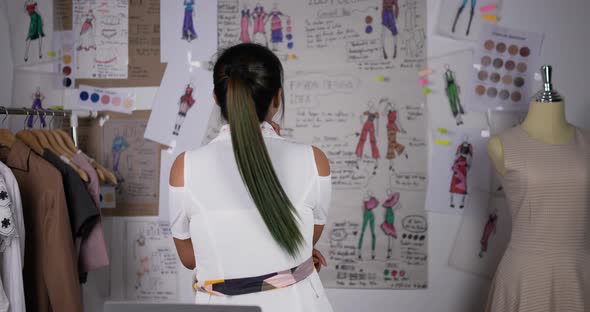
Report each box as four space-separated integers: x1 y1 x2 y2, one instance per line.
449 195 511 278
12 69 64 128
74 0 129 79
101 113 160 216
217 0 426 71
124 221 180 301
468 24 544 112
144 59 214 151
76 0 166 88
160 0 218 63
436 0 503 42
425 128 492 216
426 49 473 127
5 0 59 67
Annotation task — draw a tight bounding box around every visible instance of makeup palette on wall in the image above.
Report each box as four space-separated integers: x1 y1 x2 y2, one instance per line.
76 85 136 114
468 24 544 112
53 31 76 89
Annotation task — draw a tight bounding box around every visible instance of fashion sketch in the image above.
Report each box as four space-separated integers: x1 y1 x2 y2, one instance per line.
134 234 150 289
268 3 285 51
173 84 196 136
112 130 130 183
444 65 465 126
251 4 268 46
24 0 45 62
26 87 46 128
355 103 380 174
479 209 498 258
381 190 401 259
182 0 198 42
358 192 378 260
77 9 97 51
381 99 407 172
451 0 476 36
381 0 399 59
449 138 472 208
239 4 251 43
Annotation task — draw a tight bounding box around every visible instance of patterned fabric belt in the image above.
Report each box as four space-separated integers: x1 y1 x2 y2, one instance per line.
193 257 315 296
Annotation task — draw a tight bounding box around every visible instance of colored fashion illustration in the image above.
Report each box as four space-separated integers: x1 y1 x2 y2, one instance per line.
77 9 97 51
239 4 251 43
381 99 407 172
381 0 399 59
358 192 378 260
26 87 46 128
268 3 285 51
251 4 268 46
24 0 45 62
479 209 498 258
111 131 130 183
452 0 476 36
173 84 196 136
355 105 380 174
182 0 198 42
134 234 150 290
381 190 401 259
444 65 465 126
449 138 472 208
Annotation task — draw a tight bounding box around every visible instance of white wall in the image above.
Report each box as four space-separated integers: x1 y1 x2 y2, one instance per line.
1 0 589 311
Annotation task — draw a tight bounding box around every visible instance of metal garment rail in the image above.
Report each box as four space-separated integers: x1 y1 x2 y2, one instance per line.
0 107 97 147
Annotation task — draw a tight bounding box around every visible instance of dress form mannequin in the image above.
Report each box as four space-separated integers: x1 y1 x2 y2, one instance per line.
487 65 575 175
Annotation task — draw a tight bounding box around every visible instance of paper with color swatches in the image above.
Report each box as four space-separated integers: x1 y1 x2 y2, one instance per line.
77 85 135 114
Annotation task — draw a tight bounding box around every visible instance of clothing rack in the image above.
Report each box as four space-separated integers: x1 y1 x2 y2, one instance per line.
0 107 97 147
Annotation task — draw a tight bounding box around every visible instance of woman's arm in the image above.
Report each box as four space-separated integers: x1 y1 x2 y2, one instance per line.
170 152 196 270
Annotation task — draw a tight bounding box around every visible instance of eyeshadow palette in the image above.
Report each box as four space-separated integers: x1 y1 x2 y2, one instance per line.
469 25 543 112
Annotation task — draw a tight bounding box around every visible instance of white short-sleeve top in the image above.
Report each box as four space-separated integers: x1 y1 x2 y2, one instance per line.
169 122 332 310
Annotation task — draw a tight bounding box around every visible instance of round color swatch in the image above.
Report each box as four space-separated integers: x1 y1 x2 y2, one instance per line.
365 16 373 24
101 95 110 105
514 77 525 88
490 72 501 83
123 98 134 108
487 87 498 98
112 96 121 106
286 34 293 40
63 78 72 87
80 91 89 101
481 56 492 66
287 26 292 33
511 91 522 102
499 89 510 100
478 70 489 81
365 25 373 34
91 93 100 103
502 75 513 85
287 42 294 49
63 66 72 75
508 45 519 56
496 42 507 53
505 60 515 71
493 58 503 68
63 54 72 64
484 40 495 50
517 62 527 73
475 85 486 96
520 46 530 57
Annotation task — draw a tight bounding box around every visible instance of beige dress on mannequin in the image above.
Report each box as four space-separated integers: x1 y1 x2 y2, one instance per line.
485 100 590 312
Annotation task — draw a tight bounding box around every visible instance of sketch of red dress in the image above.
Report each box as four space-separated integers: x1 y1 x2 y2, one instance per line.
251 5 267 46
479 212 497 258
386 110 405 159
450 141 472 208
173 84 196 136
77 10 96 51
356 111 380 159
239 9 251 42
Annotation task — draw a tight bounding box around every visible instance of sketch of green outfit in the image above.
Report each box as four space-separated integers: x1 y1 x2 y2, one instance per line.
444 67 464 126
24 1 45 62
358 196 379 260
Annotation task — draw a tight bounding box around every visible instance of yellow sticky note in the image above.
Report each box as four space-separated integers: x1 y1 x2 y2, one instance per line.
49 105 64 110
435 139 451 145
422 87 432 94
47 51 57 57
482 14 498 22
375 75 386 82
437 128 448 134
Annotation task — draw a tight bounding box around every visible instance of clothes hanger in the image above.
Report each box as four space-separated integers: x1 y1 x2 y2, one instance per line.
0 107 15 148
15 110 44 155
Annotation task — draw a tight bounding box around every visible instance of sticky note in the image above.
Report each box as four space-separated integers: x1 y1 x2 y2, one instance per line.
422 87 431 94
480 4 497 13
435 139 451 145
482 14 498 22
49 105 64 110
47 51 57 57
418 69 433 77
437 128 448 134
375 75 386 82
419 78 428 86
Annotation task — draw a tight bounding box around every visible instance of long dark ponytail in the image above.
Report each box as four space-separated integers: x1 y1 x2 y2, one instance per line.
213 43 303 257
